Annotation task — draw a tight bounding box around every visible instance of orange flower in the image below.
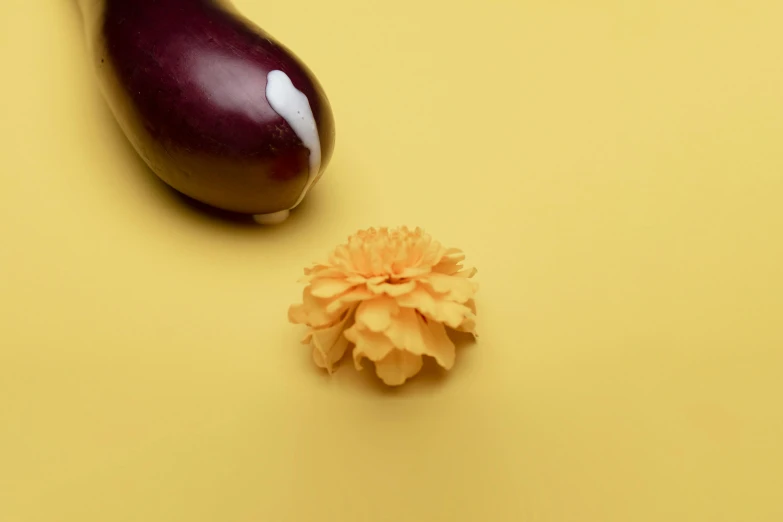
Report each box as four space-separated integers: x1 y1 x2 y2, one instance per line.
288 227 478 386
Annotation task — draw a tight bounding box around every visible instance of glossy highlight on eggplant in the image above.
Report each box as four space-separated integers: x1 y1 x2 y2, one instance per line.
77 0 335 222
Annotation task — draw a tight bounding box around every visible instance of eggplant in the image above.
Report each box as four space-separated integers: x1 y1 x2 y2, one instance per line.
76 0 335 224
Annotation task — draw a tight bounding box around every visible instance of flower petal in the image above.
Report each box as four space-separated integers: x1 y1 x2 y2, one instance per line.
312 334 351 372
347 239 370 275
432 251 467 275
369 248 385 276
354 297 399 333
396 266 431 279
373 350 424 386
455 267 478 279
419 241 446 267
454 298 478 334
303 265 345 280
328 245 356 273
396 285 472 329
367 280 417 297
288 287 339 328
303 263 331 275
310 278 357 299
456 316 477 335
344 274 367 285
423 318 456 370
420 272 478 303
384 307 429 356
324 286 376 316
346 324 396 370
308 308 355 373
443 247 464 256
407 232 433 266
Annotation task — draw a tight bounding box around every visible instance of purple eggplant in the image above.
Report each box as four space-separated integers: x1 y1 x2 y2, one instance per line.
77 0 335 224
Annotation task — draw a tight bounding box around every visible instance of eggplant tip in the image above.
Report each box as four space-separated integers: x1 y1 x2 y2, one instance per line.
252 210 290 225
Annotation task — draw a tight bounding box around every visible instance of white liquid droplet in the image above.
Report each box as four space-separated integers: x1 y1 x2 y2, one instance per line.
265 70 321 209
252 209 290 225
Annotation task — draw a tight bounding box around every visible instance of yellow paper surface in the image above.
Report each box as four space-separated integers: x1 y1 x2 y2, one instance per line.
1 1 782 521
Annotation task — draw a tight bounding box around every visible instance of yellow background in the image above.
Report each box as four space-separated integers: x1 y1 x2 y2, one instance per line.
2 1 782 520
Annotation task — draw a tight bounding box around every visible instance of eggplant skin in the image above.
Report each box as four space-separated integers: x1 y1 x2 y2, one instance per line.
79 0 335 216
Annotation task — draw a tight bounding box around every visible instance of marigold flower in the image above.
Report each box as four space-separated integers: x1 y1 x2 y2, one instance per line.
288 226 478 386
